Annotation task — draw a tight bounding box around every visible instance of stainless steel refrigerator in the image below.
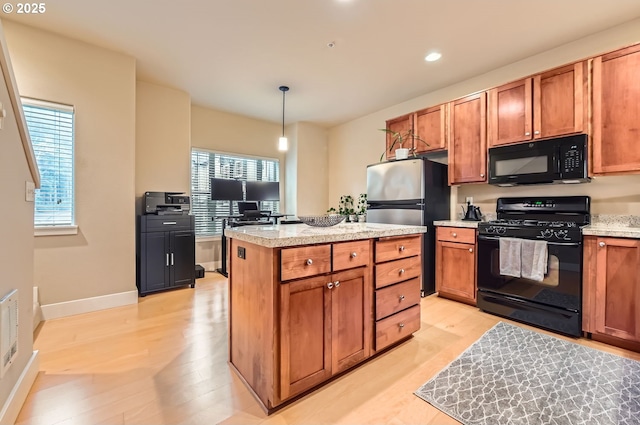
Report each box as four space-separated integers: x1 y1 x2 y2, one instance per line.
366 158 450 296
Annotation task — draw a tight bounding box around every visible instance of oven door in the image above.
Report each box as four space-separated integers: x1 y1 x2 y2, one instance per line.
488 142 559 186
476 235 582 311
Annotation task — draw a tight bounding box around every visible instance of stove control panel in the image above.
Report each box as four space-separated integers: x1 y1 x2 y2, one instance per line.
523 200 555 208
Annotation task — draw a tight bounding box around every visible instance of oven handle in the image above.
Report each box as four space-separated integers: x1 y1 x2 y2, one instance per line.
477 235 581 247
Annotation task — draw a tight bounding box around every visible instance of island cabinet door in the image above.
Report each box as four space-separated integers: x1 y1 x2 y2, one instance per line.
331 267 371 375
279 275 332 400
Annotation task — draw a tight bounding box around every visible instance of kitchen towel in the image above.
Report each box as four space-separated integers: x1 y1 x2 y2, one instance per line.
499 237 521 277
520 239 548 281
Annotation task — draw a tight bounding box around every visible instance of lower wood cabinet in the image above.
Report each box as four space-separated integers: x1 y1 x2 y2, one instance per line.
435 226 477 305
279 265 371 400
373 235 422 351
583 236 640 344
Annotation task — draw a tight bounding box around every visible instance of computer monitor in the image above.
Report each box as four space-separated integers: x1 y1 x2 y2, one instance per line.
245 181 280 201
210 178 243 201
238 201 258 215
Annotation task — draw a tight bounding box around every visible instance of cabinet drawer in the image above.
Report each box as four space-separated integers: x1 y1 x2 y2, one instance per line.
140 215 194 232
375 278 420 320
281 244 331 281
375 235 421 263
375 304 420 351
436 226 475 244
333 240 370 271
375 256 421 289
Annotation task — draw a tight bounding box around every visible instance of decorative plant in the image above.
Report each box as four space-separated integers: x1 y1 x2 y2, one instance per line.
338 195 354 216
357 193 367 215
326 207 337 215
379 128 429 161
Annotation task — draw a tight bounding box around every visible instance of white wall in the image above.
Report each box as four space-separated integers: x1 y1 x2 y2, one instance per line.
4 21 137 308
294 122 329 215
0 19 38 425
135 80 191 212
328 18 640 217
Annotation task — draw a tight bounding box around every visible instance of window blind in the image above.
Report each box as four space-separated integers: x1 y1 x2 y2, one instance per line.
22 99 75 227
191 149 280 236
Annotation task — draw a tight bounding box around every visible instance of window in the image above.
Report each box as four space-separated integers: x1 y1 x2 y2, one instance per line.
191 149 280 237
22 98 75 233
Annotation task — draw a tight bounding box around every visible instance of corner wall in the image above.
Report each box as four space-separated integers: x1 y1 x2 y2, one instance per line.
190 105 285 270
4 21 137 308
135 80 191 212
0 19 38 424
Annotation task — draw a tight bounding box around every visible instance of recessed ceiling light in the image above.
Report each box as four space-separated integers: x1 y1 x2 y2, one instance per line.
425 52 442 62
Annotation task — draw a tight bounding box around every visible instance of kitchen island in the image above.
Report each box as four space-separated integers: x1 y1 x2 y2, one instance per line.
224 222 427 413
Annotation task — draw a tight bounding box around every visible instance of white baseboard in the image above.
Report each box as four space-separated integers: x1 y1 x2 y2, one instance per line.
199 261 218 272
32 287 42 331
41 290 138 320
0 350 39 425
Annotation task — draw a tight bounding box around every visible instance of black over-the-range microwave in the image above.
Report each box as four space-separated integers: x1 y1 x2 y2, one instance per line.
488 134 590 186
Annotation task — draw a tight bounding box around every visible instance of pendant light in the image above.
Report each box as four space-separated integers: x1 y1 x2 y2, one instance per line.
278 85 289 151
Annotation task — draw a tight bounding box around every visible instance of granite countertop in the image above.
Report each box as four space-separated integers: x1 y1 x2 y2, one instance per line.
583 215 640 238
433 220 481 229
224 222 428 248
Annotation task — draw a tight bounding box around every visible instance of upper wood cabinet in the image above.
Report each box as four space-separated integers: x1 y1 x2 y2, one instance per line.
488 62 587 147
384 113 413 161
448 92 487 185
413 104 447 154
592 44 640 175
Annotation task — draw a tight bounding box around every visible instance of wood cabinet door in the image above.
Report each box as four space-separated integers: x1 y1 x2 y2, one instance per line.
448 92 487 185
280 275 332 400
594 237 640 342
413 104 446 153
593 44 640 174
330 267 371 374
436 240 476 304
385 114 413 160
534 62 586 139
488 78 532 147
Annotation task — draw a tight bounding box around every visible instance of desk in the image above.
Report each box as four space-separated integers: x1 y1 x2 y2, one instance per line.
213 213 293 276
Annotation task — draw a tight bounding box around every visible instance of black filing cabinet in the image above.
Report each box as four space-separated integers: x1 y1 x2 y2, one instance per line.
137 214 195 296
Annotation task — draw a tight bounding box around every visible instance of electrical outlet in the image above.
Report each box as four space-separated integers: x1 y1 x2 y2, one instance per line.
465 196 473 205
25 181 35 202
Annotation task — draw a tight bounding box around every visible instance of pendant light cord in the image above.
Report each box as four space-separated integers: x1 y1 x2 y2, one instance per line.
279 85 289 137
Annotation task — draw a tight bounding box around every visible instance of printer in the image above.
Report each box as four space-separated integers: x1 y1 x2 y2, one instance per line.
143 191 190 215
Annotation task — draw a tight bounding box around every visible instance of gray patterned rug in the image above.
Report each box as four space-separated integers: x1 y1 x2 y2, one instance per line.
415 322 640 425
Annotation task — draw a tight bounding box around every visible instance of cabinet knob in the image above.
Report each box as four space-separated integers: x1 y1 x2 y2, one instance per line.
534 130 540 135
334 281 340 287
525 132 531 136
166 254 170 267
399 295 405 301
452 232 457 237
399 245 405 252
327 282 334 289
350 252 357 258
398 323 405 329
306 258 313 266
599 242 606 247
399 268 405 274
469 248 473 253
480 173 485 178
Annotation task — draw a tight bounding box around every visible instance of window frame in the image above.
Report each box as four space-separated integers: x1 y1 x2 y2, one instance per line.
21 97 77 236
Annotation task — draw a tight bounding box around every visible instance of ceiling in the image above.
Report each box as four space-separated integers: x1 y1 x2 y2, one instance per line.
6 0 640 127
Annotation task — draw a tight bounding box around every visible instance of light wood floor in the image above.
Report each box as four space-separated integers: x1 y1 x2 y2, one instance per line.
17 273 640 425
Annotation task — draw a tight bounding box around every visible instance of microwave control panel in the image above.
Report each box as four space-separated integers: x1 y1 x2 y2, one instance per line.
560 143 586 178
